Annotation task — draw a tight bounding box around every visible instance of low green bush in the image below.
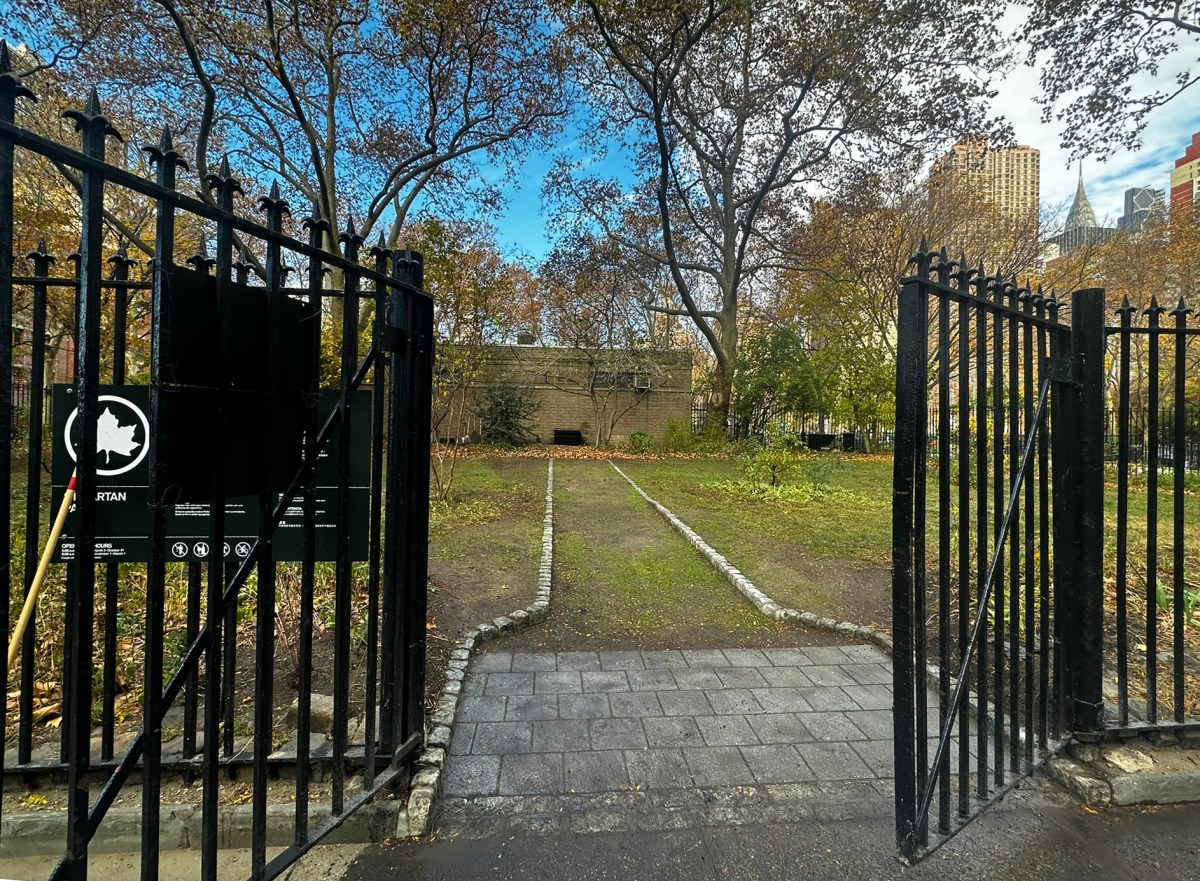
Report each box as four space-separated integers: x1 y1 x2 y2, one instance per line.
661 418 697 452
627 430 654 454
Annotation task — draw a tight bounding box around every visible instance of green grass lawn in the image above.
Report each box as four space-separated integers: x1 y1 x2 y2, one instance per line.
501 459 838 651
619 454 894 628
427 457 551 638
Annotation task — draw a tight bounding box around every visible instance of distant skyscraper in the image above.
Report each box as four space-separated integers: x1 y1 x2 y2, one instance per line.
930 136 1041 227
1171 131 1200 216
1118 186 1164 232
1043 167 1117 257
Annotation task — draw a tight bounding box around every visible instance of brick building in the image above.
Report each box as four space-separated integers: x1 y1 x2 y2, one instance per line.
1171 131 1200 217
439 343 693 446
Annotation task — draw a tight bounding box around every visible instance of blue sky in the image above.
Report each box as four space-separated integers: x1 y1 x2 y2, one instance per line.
992 54 1200 227
486 52 1200 262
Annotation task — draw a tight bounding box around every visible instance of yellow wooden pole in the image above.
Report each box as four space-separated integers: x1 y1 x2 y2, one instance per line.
7 469 76 673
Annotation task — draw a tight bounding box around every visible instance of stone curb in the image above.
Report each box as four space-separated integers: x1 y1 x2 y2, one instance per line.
404 459 555 836
0 798 404 859
608 462 892 651
608 461 1026 753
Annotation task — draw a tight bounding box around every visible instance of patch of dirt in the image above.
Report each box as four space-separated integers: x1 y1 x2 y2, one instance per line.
502 461 848 653
743 544 891 631
424 458 551 701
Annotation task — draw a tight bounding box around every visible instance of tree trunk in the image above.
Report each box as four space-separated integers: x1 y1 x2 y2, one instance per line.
705 302 739 436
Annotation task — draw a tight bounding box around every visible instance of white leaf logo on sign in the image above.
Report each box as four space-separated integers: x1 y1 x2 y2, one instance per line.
64 395 151 477
97 408 140 463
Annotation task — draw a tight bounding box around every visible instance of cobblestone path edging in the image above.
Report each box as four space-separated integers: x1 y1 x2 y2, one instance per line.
405 459 556 835
609 462 893 653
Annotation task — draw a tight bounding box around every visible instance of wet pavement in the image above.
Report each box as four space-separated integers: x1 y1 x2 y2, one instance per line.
341 784 1200 880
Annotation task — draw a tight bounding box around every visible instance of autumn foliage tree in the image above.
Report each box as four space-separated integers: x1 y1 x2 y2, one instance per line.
548 0 1009 431
5 0 569 284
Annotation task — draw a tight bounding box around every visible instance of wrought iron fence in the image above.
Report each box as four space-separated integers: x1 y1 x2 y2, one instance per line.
892 244 1200 863
2 49 432 880
690 401 893 451
1107 298 1200 726
891 245 1103 861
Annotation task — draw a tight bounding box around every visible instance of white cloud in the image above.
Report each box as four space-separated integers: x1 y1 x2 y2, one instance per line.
993 16 1200 227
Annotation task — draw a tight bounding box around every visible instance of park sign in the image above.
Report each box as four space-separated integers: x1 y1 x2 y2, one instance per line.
51 385 370 562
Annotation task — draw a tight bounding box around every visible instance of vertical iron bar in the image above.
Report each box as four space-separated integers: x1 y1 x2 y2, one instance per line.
1006 281 1020 775
60 249 81 767
183 562 201 756
225 254 251 763
1036 294 1052 749
333 222 363 815
1047 298 1065 740
142 127 184 881
1115 299 1134 726
1146 298 1163 723
382 253 415 763
935 257 952 834
364 241 390 789
251 184 287 880
1021 288 1035 763
973 266 989 797
990 275 1005 785
295 213 327 842
101 247 133 763
62 87 116 879
202 157 240 881
0 41 34 826
1170 299 1190 722
955 266 971 816
402 252 431 768
913 263 930 847
19 241 53 764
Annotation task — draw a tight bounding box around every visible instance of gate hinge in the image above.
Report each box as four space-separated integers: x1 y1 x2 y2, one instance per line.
380 324 408 354
1046 357 1076 385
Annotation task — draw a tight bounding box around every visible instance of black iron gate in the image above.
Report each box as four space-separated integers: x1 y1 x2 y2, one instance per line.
891 244 1108 860
1 51 431 880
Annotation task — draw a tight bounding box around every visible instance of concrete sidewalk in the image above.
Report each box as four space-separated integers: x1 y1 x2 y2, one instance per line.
340 784 1200 881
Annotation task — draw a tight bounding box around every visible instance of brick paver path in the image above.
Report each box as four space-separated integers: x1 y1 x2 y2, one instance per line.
435 644 937 836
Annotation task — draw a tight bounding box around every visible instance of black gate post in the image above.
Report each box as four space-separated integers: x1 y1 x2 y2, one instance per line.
891 250 928 858
1058 288 1107 734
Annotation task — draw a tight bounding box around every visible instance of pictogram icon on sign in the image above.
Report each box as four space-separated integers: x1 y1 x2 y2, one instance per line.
63 394 151 477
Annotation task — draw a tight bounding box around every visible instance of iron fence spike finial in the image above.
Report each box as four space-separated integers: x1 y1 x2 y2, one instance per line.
144 124 186 171
219 154 231 178
269 180 281 201
1146 295 1165 316
0 42 36 103
63 86 122 140
1171 296 1192 317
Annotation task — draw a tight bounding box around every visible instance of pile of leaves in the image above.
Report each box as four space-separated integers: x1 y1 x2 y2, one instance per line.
447 443 724 461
